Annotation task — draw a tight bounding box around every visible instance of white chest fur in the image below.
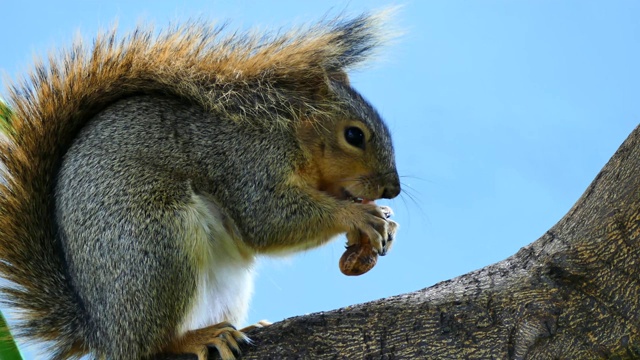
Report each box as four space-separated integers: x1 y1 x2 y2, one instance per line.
178 192 256 333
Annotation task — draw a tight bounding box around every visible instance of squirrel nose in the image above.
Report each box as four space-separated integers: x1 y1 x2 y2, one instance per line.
381 178 401 199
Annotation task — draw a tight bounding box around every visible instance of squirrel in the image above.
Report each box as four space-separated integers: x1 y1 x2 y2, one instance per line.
0 10 400 360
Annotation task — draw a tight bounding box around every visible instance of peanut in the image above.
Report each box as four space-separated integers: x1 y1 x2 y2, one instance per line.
339 236 378 276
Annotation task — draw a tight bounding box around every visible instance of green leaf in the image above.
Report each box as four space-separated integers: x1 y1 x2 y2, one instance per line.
0 100 13 134
0 311 23 360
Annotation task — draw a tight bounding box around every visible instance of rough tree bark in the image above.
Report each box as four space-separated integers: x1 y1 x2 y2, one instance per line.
163 124 640 359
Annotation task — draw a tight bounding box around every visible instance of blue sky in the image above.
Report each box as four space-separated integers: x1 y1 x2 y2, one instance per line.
2 0 639 357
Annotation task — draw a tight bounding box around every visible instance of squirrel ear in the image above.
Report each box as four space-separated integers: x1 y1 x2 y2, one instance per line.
311 70 349 101
328 70 350 86
259 10 396 104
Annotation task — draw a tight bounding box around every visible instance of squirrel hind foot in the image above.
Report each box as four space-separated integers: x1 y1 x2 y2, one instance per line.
164 322 248 360
239 319 272 335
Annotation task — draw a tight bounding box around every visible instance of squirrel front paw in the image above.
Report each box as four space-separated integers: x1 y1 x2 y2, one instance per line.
376 206 398 256
339 205 398 276
346 204 398 256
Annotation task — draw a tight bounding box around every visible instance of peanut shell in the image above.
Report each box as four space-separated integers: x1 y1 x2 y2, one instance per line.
339 240 378 276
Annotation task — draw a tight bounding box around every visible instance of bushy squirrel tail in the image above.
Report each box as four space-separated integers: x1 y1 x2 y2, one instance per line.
0 9 393 358
0 125 88 360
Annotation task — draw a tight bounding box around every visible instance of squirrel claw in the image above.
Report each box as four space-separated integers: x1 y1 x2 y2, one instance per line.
240 319 272 333
165 322 248 360
346 206 399 257
378 219 399 256
378 205 394 219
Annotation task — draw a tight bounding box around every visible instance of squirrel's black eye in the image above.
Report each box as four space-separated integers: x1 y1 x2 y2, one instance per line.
344 127 365 149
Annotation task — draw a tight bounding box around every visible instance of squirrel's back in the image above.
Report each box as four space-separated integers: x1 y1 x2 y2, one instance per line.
56 95 284 356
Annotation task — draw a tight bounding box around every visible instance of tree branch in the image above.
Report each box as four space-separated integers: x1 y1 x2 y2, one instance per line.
162 124 640 359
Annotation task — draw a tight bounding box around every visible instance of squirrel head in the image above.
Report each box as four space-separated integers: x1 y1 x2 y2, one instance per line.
296 77 400 203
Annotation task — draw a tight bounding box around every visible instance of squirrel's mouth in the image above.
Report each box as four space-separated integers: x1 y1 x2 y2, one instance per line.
341 189 373 204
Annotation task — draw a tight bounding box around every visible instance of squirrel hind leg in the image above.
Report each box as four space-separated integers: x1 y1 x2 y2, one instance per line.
163 322 249 360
